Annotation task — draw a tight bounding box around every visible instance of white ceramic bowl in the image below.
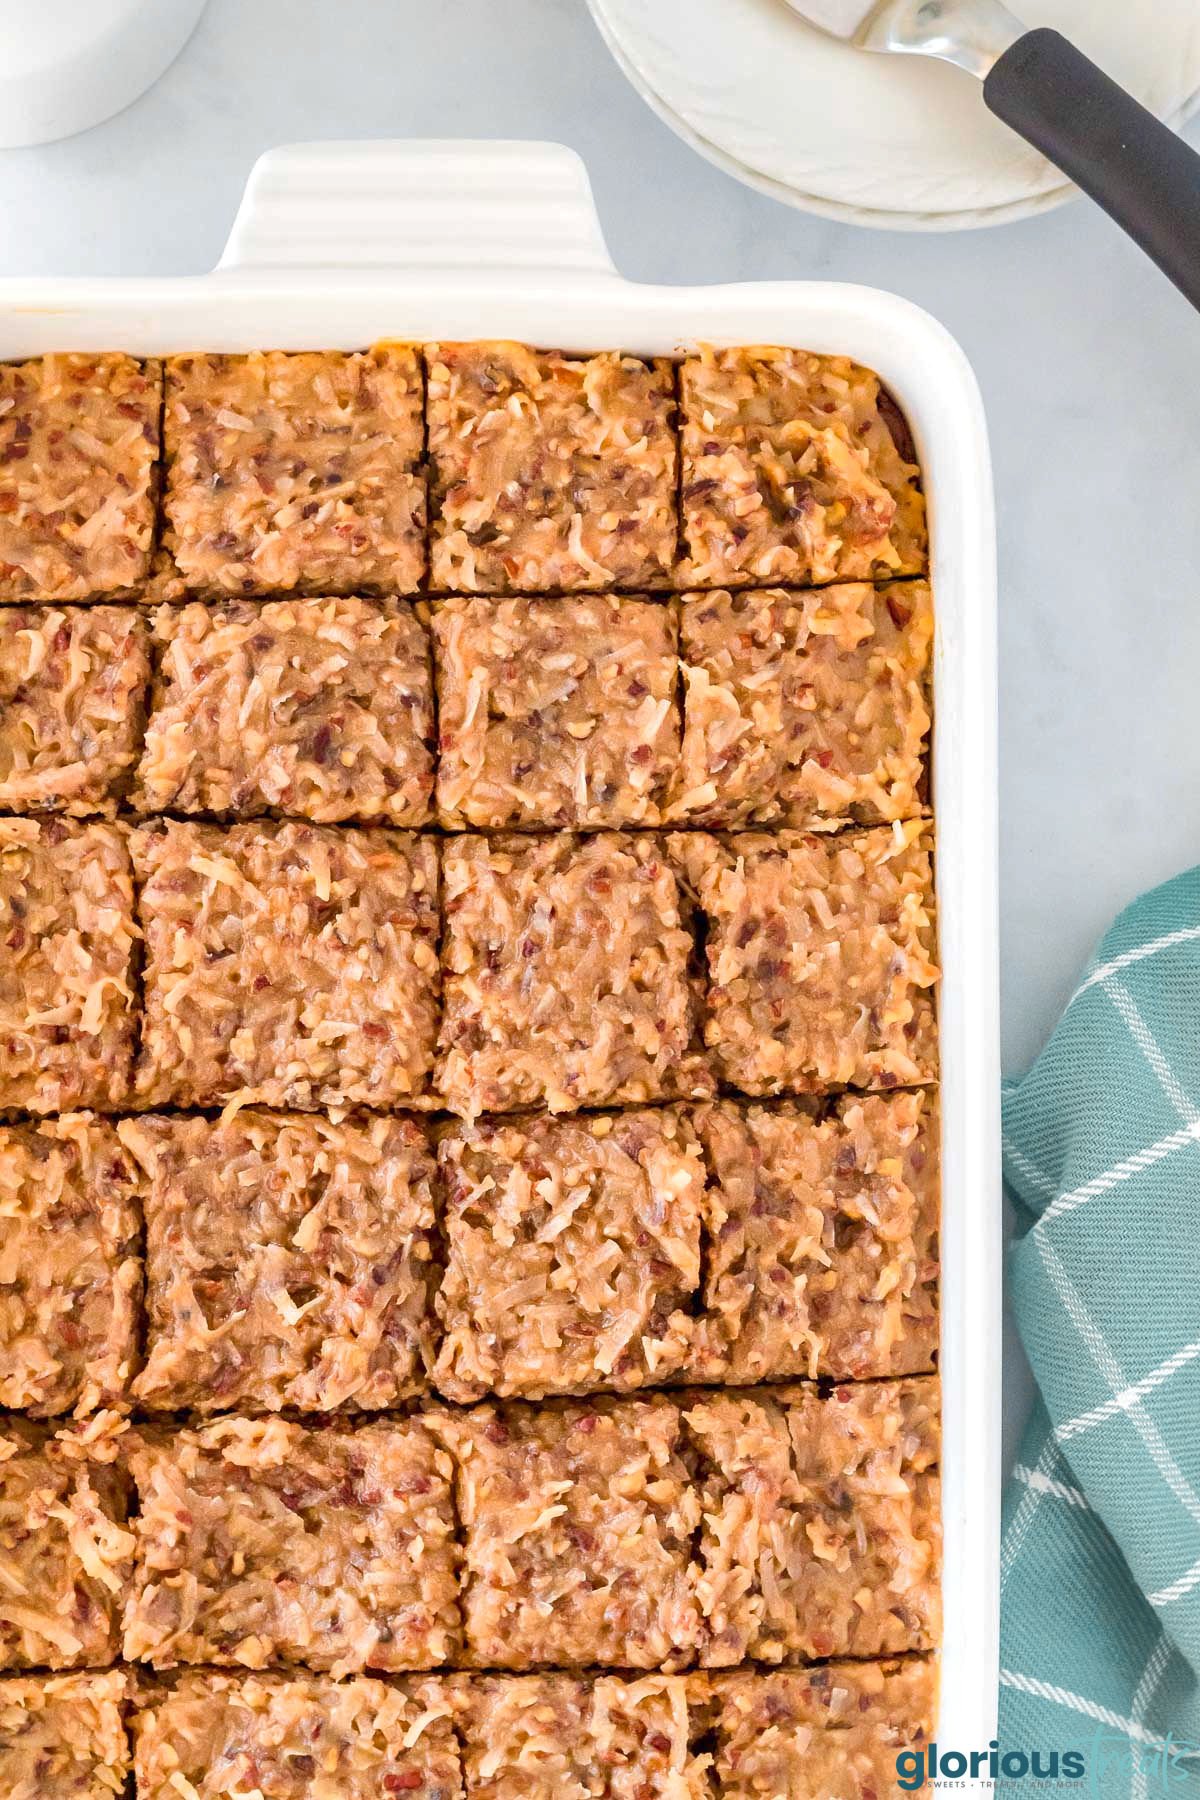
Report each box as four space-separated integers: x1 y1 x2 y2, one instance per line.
0 0 208 149
587 0 1200 230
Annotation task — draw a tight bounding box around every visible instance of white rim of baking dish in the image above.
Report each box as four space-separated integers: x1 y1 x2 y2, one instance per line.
0 139 1001 1768
586 0 1200 232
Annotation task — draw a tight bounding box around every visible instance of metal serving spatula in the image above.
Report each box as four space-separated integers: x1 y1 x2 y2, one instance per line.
787 0 1200 307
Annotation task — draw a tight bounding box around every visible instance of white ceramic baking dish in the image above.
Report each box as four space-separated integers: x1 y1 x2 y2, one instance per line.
0 139 1000 1765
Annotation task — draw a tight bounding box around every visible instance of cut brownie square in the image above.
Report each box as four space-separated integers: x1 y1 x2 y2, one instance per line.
135 597 434 824
0 817 138 1114
686 1378 941 1665
670 583 931 828
433 1399 700 1669
426 343 676 592
679 346 926 588
0 354 160 605
0 1416 133 1670
132 819 439 1110
691 1658 936 1800
132 1672 462 1800
434 1108 705 1402
122 1415 460 1674
0 1115 141 1417
437 833 710 1117
122 1110 438 1414
433 594 680 829
0 1670 130 1800
672 824 937 1095
163 348 425 596
0 606 150 815
689 1090 939 1384
450 1674 704 1798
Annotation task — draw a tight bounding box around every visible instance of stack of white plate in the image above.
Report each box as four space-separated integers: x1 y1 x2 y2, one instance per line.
587 0 1200 230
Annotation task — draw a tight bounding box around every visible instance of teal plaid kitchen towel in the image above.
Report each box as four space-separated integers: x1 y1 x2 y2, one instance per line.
999 866 1200 1795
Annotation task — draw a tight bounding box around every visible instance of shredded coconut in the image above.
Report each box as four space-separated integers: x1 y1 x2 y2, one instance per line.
449 1672 708 1798
689 1090 939 1384
0 1116 140 1417
0 606 149 816
131 819 439 1110
691 1656 936 1798
433 594 680 829
0 818 137 1114
0 1416 132 1671
122 1110 438 1414
679 345 926 588
0 355 159 604
435 1108 705 1401
686 1377 941 1665
669 582 931 828
122 1415 460 1675
132 1671 461 1800
0 1669 129 1798
432 1399 700 1671
426 343 676 592
136 596 434 824
670 822 938 1094
163 349 425 597
437 833 712 1117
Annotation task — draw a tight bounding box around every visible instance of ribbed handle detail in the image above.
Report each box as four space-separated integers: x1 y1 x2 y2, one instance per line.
217 140 618 279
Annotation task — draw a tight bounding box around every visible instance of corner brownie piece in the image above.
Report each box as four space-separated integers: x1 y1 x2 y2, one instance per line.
0 1416 133 1670
679 346 926 588
0 818 137 1114
163 348 425 596
670 582 931 828
135 597 434 824
0 354 160 605
122 1110 438 1414
0 606 149 815
690 1091 939 1384
433 1399 700 1670
433 594 680 829
450 1674 705 1799
672 824 937 1095
686 1379 941 1665
434 1109 705 1402
0 1670 130 1799
438 833 710 1117
426 343 677 592
132 820 439 1110
133 1672 462 1800
691 1658 936 1800
0 1116 141 1417
122 1416 460 1674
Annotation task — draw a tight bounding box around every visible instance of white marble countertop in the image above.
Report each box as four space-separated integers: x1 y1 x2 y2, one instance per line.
3 0 1197 1465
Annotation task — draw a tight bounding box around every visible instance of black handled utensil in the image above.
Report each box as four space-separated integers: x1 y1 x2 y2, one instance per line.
784 0 1200 308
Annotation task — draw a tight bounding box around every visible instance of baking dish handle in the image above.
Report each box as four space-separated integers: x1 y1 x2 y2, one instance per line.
216 140 620 280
